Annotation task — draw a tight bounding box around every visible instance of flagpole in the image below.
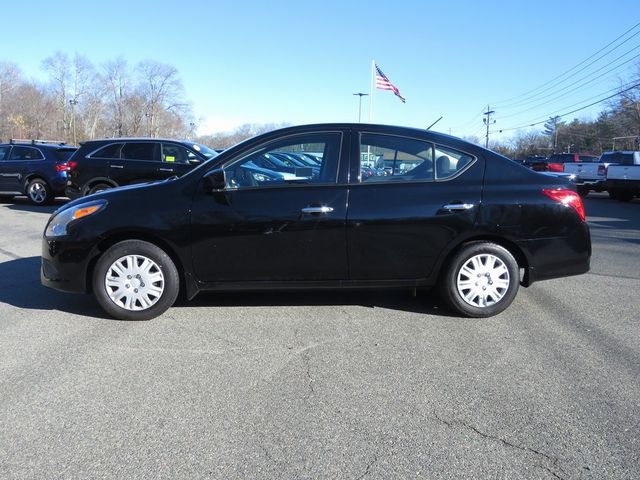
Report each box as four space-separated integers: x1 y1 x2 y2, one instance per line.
369 59 375 123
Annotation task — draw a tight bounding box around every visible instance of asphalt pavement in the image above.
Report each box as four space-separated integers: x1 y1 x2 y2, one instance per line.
0 193 638 479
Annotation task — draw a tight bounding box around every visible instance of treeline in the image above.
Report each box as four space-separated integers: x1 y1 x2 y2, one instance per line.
0 53 195 144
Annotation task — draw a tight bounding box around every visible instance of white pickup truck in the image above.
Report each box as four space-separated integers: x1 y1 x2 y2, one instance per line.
563 155 611 196
605 151 640 201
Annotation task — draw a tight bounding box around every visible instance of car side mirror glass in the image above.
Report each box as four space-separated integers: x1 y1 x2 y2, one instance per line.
204 168 226 192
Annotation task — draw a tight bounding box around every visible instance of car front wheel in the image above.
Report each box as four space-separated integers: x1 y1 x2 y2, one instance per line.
92 240 179 320
439 242 519 318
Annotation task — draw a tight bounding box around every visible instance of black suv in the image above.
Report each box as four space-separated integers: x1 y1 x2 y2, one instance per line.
0 140 77 205
65 138 218 198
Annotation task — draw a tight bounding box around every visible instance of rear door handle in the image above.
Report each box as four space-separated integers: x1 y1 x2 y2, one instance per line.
110 165 124 169
158 168 174 172
442 203 475 211
301 206 334 214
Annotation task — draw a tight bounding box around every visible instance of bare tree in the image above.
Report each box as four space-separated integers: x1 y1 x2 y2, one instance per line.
135 60 187 137
0 62 23 140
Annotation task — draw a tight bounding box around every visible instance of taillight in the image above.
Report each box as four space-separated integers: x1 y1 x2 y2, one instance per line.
55 162 68 172
543 189 586 222
597 165 607 176
68 161 78 170
547 163 563 172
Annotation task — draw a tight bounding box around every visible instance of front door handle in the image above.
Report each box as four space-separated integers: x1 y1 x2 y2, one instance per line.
158 168 174 172
110 165 124 169
442 203 475 211
301 206 334 214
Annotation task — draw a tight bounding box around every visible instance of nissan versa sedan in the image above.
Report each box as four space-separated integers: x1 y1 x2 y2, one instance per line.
41 124 591 320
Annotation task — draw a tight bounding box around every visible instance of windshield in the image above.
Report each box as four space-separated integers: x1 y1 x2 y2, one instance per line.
188 143 219 160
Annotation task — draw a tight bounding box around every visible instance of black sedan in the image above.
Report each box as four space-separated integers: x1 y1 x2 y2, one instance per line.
41 124 591 320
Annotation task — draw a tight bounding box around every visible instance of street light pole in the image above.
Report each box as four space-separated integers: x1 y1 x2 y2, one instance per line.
69 99 78 145
353 93 369 123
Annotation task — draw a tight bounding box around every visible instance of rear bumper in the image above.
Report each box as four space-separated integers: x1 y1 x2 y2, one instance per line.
517 224 591 286
606 179 640 192
575 179 606 190
64 186 82 200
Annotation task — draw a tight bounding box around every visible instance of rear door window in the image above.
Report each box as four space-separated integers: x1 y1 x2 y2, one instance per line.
8 146 44 160
122 143 160 161
358 133 434 182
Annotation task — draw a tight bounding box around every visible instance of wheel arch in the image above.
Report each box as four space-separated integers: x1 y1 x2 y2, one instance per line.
23 174 49 191
436 235 532 287
82 178 119 196
86 231 196 300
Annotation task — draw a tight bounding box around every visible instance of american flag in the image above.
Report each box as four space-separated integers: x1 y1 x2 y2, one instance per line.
375 64 406 103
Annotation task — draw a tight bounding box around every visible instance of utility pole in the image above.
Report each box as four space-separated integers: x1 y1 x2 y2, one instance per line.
483 105 495 149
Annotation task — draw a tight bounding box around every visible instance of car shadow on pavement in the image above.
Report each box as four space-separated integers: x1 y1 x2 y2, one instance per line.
2 197 68 214
0 256 111 319
1 256 457 319
180 289 459 318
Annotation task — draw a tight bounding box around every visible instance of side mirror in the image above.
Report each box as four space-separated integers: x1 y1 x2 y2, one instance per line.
203 168 226 192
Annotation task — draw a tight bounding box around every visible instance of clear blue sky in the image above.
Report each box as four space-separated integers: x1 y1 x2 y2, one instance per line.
2 1 639 141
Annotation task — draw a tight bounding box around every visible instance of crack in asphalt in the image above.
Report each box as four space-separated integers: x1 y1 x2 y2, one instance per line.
355 453 378 479
432 410 568 479
302 349 315 400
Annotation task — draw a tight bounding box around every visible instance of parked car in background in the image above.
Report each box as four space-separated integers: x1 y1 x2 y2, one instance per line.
0 139 77 205
605 151 640 201
563 154 614 196
519 155 548 171
42 124 591 321
545 153 599 173
64 138 218 198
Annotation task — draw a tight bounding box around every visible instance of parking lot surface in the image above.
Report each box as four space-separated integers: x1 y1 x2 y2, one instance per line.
0 194 638 479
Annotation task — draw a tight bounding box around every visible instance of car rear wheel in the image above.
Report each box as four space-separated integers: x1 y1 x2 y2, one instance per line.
439 242 519 318
92 240 179 320
88 183 112 195
26 178 52 205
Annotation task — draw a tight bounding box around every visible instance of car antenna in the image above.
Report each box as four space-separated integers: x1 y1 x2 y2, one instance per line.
426 116 443 131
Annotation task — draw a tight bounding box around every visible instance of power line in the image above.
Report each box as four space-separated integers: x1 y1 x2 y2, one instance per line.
491 21 640 107
497 51 640 120
498 81 640 133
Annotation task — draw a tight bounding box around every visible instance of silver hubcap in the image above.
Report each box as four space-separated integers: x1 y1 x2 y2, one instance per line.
28 182 47 203
105 255 165 311
456 254 510 308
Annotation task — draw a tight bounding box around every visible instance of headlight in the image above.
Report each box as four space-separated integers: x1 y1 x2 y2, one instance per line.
45 199 107 237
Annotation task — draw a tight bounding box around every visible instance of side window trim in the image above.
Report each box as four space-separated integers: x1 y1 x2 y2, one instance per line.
353 131 477 184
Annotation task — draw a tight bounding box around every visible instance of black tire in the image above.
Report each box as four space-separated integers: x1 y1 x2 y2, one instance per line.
92 240 180 320
608 189 619 200
439 242 519 318
26 178 52 205
88 183 112 195
577 185 589 197
617 191 634 202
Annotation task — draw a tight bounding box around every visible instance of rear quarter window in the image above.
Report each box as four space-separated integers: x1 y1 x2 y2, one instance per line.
90 143 123 159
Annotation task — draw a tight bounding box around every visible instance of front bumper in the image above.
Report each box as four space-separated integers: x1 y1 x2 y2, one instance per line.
41 236 98 294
